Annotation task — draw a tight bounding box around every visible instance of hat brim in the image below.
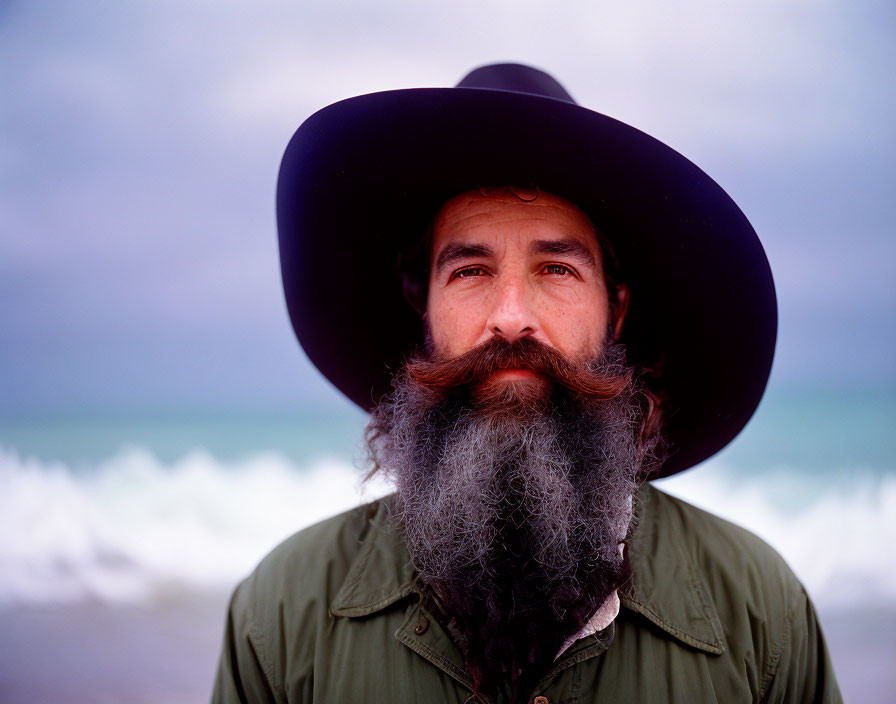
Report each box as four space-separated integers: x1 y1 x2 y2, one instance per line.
277 87 777 478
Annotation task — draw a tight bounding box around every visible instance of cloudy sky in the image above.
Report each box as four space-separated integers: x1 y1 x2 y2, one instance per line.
1 0 893 414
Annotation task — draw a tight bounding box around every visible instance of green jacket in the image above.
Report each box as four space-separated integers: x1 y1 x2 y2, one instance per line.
212 484 842 703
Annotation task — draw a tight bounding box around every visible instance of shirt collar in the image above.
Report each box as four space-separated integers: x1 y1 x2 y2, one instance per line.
330 485 727 656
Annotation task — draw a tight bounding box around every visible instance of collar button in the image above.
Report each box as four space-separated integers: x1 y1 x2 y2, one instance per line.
414 615 430 635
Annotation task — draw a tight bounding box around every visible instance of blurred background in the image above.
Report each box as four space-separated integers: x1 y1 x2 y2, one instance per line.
1 1 893 702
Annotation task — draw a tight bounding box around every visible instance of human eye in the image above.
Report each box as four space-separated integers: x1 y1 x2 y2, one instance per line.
540 263 578 278
450 265 490 281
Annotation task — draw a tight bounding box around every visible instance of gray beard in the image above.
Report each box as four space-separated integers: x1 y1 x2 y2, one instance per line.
365 342 661 699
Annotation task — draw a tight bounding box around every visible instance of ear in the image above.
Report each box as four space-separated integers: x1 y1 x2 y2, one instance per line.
611 283 630 341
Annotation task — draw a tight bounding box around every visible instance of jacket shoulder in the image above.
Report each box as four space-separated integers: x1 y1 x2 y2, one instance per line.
215 500 384 702
231 500 384 678
642 485 814 694
236 499 382 621
645 484 800 599
641 485 841 702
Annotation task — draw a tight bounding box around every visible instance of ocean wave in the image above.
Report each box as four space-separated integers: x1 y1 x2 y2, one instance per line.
0 444 391 607
1 445 893 607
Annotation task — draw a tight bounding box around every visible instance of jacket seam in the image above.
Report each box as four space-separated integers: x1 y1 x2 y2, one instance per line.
394 627 475 691
247 617 284 703
758 587 797 701
410 638 471 683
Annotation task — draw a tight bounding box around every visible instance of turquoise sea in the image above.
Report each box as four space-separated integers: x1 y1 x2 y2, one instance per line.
3 387 891 473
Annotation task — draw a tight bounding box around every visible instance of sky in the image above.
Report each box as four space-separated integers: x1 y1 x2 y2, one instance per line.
1 0 894 414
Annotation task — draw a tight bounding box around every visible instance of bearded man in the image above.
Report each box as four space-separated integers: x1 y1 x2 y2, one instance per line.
212 64 841 703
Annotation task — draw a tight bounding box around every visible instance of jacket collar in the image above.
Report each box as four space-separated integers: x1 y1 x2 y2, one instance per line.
330 485 727 655
621 484 727 654
329 499 418 617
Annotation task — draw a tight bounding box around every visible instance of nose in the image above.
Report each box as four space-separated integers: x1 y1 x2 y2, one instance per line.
485 275 538 343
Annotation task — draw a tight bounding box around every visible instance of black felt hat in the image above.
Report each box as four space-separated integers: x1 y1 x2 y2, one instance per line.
276 63 777 477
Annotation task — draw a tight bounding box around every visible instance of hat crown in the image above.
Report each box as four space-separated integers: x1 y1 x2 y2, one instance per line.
456 63 576 104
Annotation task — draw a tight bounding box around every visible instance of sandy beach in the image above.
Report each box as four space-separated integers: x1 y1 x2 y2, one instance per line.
0 594 229 704
0 597 892 703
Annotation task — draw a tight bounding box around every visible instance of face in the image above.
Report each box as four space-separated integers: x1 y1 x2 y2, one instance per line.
426 188 625 376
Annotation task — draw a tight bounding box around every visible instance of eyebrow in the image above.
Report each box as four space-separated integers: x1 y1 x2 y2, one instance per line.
529 239 596 267
434 243 495 273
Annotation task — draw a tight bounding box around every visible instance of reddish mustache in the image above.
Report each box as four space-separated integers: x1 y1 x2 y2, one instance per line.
406 337 630 399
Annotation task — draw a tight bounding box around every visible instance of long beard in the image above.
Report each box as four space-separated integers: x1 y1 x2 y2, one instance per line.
365 337 665 700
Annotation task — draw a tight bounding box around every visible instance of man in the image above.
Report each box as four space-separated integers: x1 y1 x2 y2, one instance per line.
213 64 841 703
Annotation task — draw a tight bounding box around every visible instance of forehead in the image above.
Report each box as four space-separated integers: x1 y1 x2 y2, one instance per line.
431 188 600 254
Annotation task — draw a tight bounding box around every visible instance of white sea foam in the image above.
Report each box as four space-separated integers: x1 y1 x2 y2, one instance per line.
0 444 392 607
1 444 893 607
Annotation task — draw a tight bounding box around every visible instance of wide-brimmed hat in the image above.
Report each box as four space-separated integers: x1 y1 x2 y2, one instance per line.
276 63 777 478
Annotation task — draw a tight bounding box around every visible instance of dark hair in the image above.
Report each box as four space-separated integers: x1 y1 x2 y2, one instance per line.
396 218 434 316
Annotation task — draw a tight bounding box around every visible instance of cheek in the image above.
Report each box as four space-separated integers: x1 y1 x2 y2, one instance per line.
426 296 485 356
538 289 611 354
